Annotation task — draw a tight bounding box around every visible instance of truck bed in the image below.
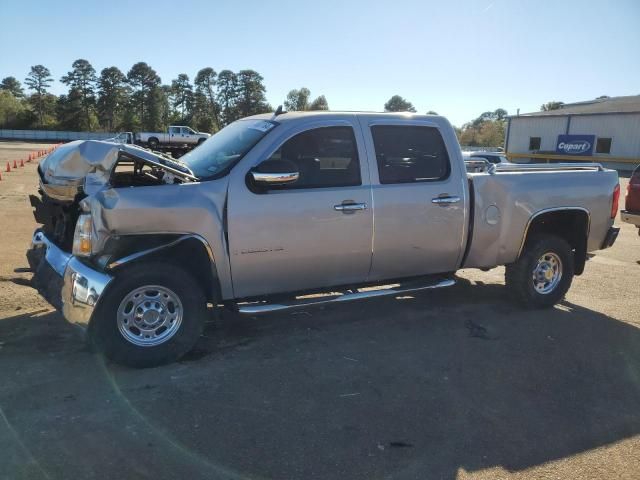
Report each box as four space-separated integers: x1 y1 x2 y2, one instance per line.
463 163 619 269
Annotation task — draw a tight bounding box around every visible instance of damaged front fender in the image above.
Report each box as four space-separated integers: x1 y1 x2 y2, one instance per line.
86 178 234 299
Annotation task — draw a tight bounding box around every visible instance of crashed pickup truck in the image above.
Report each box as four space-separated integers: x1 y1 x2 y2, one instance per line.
28 111 621 367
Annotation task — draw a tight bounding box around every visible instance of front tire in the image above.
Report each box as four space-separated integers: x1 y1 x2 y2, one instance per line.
90 262 207 368
505 235 574 309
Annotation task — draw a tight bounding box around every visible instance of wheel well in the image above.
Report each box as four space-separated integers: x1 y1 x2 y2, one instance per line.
521 209 589 275
110 237 221 303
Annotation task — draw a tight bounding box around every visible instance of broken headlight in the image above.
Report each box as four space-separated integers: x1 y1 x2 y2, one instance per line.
72 213 93 257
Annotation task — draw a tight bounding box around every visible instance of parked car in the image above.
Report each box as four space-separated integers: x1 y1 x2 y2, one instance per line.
462 151 510 164
136 126 210 149
28 112 620 367
621 164 640 235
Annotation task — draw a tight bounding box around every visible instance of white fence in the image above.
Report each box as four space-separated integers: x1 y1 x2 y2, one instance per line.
0 129 118 142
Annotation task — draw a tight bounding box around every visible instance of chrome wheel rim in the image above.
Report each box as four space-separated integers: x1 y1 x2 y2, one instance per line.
532 252 563 295
116 285 183 347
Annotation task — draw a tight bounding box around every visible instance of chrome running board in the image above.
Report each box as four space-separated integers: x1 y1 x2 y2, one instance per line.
236 278 455 315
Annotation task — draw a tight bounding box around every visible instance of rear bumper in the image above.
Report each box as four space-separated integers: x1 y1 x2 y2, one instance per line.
601 226 620 249
621 210 640 227
28 230 113 328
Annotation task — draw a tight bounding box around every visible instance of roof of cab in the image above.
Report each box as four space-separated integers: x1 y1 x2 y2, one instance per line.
245 110 448 124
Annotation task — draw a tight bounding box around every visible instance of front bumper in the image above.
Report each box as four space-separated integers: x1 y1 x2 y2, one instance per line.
621 210 640 228
28 230 113 327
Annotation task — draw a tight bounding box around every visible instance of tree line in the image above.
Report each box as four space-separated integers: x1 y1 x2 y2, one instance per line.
2 63 558 148
0 60 331 133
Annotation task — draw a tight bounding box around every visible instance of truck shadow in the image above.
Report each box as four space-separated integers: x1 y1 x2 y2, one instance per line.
0 278 638 479
187 278 640 478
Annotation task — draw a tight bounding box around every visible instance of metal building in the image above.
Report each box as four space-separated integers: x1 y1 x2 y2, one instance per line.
505 95 640 171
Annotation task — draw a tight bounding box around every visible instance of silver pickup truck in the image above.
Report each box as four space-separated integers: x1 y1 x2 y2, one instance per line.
27 112 621 367
136 125 210 149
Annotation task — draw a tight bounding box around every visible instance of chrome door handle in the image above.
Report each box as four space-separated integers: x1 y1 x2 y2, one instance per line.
334 202 368 212
431 196 461 205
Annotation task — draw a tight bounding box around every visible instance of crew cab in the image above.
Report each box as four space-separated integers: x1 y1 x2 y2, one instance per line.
27 111 621 367
620 164 640 235
136 126 210 149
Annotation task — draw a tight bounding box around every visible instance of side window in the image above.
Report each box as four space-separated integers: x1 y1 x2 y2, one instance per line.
266 126 361 189
596 137 612 154
529 136 541 150
371 125 450 184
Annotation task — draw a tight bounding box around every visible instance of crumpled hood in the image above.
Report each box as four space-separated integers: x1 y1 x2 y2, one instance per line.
38 140 121 201
38 140 196 202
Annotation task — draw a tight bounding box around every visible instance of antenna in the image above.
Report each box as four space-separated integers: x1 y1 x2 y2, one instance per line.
271 105 285 120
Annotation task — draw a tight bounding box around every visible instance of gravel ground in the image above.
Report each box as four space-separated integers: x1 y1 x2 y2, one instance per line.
0 140 638 480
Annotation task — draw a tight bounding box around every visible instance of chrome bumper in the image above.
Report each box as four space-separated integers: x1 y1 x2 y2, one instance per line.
29 230 113 327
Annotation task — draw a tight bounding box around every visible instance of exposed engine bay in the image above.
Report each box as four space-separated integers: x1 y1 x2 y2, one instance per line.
30 140 197 250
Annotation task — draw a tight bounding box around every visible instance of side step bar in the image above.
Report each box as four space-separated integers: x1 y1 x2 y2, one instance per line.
237 278 456 315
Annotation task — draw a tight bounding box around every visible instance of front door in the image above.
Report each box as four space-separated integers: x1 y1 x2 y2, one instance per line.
227 121 373 298
181 127 196 144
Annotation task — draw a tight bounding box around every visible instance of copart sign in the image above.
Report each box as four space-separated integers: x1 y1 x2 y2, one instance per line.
556 134 595 155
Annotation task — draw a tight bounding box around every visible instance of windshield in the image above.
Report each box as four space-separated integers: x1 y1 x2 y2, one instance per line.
180 119 278 179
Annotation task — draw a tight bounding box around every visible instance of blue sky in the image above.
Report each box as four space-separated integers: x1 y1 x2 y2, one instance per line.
1 0 639 126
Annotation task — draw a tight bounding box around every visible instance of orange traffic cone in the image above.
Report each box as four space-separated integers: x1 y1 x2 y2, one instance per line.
20 159 24 167
6 162 10 172
12 160 17 169
0 172 3 181
27 154 31 162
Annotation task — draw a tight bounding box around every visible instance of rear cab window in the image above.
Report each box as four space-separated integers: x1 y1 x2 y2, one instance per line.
370 125 450 184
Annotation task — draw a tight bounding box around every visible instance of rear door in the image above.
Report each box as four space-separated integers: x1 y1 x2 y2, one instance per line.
169 126 180 144
227 118 374 298
359 119 467 281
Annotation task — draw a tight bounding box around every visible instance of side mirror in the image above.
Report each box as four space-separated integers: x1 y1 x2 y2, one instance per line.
250 159 299 186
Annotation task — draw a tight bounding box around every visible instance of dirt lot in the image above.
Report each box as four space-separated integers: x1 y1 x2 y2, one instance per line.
0 140 639 480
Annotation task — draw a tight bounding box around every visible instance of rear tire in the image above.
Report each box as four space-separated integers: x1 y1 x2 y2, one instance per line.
148 137 159 149
90 262 207 368
505 235 574 309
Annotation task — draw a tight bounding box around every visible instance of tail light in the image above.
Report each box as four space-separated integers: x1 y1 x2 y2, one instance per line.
611 183 620 219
